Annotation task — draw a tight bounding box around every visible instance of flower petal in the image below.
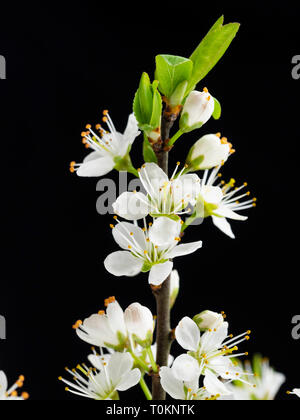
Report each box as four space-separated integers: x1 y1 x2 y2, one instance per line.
148 261 173 286
167 241 203 259
160 367 186 400
104 251 143 277
139 163 168 198
204 369 232 396
0 371 7 395
123 114 140 144
112 222 147 251
172 354 200 382
116 368 141 392
106 301 127 337
173 174 201 204
215 206 248 221
212 216 235 239
112 192 150 221
175 316 200 352
77 156 115 177
107 353 133 388
149 217 181 247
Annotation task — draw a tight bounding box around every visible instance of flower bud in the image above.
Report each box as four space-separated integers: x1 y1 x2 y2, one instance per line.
124 303 154 347
180 90 214 132
193 310 224 332
170 270 180 309
186 134 231 170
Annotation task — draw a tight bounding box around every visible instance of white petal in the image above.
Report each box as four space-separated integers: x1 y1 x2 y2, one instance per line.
212 216 235 239
215 206 248 221
112 192 150 221
88 354 111 371
149 261 173 286
190 134 230 169
167 241 202 259
175 317 200 351
123 113 140 145
292 389 300 398
149 217 181 247
107 353 133 387
201 186 223 205
160 367 186 400
106 301 127 337
104 251 143 277
200 322 229 353
0 371 7 395
116 368 141 391
172 174 201 206
139 163 168 198
172 354 200 382
124 303 154 341
83 150 106 162
77 156 115 177
112 222 147 251
76 314 116 347
204 370 232 396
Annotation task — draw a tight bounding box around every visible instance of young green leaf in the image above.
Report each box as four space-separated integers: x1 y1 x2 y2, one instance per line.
212 97 221 120
187 16 240 93
155 55 193 100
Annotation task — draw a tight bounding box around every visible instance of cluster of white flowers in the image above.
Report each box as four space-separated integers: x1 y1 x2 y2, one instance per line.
60 292 259 400
65 48 296 401
0 371 29 401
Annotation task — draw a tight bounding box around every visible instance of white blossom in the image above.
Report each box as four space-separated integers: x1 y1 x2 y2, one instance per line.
124 303 154 346
186 133 233 170
180 89 214 132
104 217 202 285
112 162 201 220
227 356 285 400
70 113 140 177
197 165 256 238
160 366 230 400
174 316 252 395
60 352 141 400
74 297 155 351
193 310 225 332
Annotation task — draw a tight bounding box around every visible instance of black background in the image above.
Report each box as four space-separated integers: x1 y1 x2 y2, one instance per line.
0 2 299 401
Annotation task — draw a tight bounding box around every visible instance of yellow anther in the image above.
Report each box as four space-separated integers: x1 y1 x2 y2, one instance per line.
203 87 208 93
216 132 221 138
103 110 109 115
110 224 115 229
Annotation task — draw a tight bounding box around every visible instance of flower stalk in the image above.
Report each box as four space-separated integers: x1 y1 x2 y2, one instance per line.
151 110 177 400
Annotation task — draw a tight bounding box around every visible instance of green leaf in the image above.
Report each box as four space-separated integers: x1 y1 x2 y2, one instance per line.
169 80 188 107
138 72 153 122
212 97 221 119
133 74 162 134
150 80 162 128
143 134 158 163
187 16 240 93
155 55 193 99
